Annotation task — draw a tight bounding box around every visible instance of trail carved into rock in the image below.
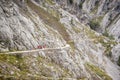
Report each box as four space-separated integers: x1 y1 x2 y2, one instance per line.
1 44 70 54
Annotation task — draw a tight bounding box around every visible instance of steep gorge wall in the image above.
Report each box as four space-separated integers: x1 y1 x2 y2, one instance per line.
55 0 120 41
0 0 120 80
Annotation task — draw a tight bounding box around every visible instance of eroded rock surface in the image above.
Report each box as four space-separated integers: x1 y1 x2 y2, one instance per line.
0 0 120 80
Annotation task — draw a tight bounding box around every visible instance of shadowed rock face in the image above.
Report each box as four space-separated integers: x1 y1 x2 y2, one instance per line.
0 0 120 80
55 0 120 41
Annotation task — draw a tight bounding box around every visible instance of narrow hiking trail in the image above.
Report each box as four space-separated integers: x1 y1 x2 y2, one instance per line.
1 44 70 54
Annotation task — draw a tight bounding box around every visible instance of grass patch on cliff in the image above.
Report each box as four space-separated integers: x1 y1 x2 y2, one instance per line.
37 56 72 78
45 0 55 5
0 54 28 70
89 19 100 31
68 40 75 51
90 1 99 14
117 56 120 66
0 54 20 64
78 1 85 9
72 27 81 33
27 0 70 41
0 54 29 78
103 30 114 40
85 63 112 80
85 27 117 56
97 16 104 22
98 38 117 57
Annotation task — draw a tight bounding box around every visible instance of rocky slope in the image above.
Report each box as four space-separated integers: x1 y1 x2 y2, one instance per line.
55 0 120 41
0 0 120 80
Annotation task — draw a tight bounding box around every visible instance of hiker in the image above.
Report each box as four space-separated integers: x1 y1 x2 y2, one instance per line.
37 45 42 49
43 45 46 48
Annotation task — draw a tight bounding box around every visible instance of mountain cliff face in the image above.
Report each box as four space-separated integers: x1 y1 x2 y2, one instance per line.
55 0 120 41
0 0 120 80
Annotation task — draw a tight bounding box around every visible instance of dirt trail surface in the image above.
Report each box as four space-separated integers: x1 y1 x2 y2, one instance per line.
1 44 70 54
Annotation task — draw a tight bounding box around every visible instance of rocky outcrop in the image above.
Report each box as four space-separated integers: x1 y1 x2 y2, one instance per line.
0 0 65 52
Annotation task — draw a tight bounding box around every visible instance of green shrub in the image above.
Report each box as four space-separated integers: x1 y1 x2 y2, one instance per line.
45 0 55 5
95 1 99 6
89 20 100 31
103 30 114 40
117 56 120 66
79 2 83 9
69 0 73 4
67 40 75 51
103 30 109 37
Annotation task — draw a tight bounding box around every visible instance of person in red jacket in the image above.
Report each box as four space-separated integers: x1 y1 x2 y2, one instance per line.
43 45 46 48
37 45 42 49
37 45 46 49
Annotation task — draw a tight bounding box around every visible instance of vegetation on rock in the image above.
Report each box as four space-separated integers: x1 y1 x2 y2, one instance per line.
117 56 120 66
89 20 100 31
85 63 112 80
